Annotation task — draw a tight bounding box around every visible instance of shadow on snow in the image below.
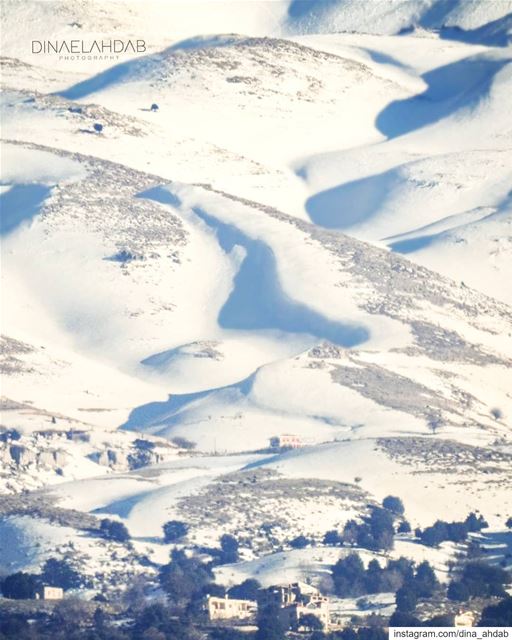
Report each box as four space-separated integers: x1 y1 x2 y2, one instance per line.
0 183 52 235
375 53 510 139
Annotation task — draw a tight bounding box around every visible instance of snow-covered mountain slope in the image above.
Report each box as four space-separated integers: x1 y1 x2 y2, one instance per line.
116 182 511 449
4 26 510 301
1 1 511 593
2 0 510 73
53 34 408 164
285 0 512 45
295 38 512 302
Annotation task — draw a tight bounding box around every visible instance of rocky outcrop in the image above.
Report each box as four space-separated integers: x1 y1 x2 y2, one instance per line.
1 442 71 468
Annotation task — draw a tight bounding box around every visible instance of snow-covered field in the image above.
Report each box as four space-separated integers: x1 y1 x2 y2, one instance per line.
1 0 511 593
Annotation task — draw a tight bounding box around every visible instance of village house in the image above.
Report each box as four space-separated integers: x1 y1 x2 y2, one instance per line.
455 609 476 627
269 434 303 450
206 594 257 621
258 581 330 630
35 585 64 601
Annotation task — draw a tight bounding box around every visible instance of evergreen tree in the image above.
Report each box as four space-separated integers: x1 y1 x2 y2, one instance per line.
228 579 261 600
99 519 130 542
256 604 286 640
396 585 417 612
42 558 81 590
333 553 366 597
289 535 310 549
159 549 213 604
447 580 470 602
382 496 405 516
479 596 512 626
364 559 383 594
1 572 38 599
162 520 188 543
219 534 239 564
389 611 421 627
397 521 411 534
323 529 341 545
413 561 439 598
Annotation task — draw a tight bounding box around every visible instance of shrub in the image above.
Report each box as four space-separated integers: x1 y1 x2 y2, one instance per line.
465 512 488 532
299 613 323 630
289 535 310 549
427 614 455 626
220 534 239 553
171 436 196 450
396 585 417 612
413 561 439 598
132 602 191 637
0 612 31 638
228 578 261 601
218 534 240 564
479 596 512 626
382 496 405 516
367 507 395 551
0 572 38 599
99 518 130 542
490 408 503 420
357 628 389 640
333 554 416 598
389 611 421 627
42 558 81 590
460 562 509 598
323 529 342 545
159 549 213 603
416 514 486 547
333 553 366 597
364 560 384 594
342 507 396 552
203 582 226 597
256 604 286 640
397 521 411 534
163 520 188 543
447 580 471 602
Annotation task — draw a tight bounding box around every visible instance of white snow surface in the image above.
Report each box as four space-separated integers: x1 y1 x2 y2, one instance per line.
1 0 511 591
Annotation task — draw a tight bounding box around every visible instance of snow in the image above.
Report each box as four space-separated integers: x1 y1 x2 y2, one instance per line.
255 439 512 528
1 0 511 593
214 538 458 588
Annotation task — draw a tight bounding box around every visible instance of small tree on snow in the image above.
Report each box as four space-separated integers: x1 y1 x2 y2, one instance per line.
289 535 310 549
396 585 417 612
100 518 130 542
382 495 405 516
162 520 188 543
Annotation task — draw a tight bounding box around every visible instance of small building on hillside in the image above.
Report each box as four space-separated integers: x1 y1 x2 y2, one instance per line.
35 585 64 601
258 582 330 630
207 595 257 621
455 609 476 627
269 434 303 450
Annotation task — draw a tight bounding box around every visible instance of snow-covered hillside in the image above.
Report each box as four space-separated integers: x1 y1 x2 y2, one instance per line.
0 0 511 595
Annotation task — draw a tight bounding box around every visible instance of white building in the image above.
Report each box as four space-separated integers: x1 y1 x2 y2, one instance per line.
35 585 64 600
455 610 476 627
207 595 257 621
269 434 303 449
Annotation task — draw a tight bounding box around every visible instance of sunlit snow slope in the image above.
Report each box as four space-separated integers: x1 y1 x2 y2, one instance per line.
1 0 511 587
